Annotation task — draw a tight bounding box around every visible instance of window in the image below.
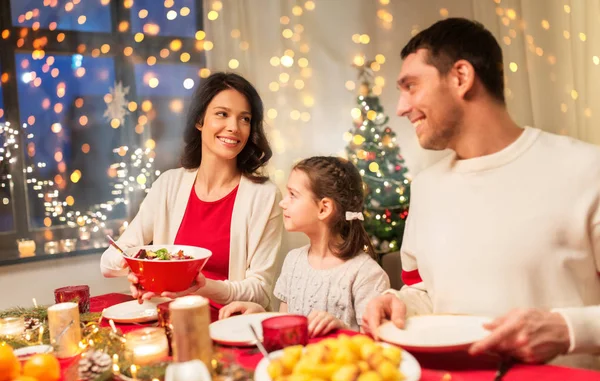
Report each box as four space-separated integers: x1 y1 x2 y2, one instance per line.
0 60 15 233
0 0 204 264
11 0 113 33
130 0 198 38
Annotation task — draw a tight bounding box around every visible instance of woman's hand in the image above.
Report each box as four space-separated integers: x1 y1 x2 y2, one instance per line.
160 272 207 299
128 272 207 303
219 301 266 320
307 310 345 338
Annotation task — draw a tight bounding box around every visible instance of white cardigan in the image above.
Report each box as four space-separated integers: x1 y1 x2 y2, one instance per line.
100 167 285 309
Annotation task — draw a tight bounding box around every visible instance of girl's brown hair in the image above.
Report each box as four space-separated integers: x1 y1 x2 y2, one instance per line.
293 156 375 259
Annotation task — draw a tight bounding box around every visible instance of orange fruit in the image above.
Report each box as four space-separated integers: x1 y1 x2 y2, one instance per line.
23 353 61 381
0 345 20 381
13 377 38 381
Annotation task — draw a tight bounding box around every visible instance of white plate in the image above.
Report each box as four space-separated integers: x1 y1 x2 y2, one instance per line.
254 342 421 381
209 312 288 346
102 297 172 323
377 315 492 353
14 345 53 359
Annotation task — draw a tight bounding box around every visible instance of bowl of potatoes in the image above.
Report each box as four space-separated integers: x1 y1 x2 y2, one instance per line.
254 333 421 381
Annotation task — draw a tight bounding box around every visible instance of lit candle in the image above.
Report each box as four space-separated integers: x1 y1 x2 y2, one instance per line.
169 295 213 367
44 241 58 254
0 317 25 337
17 239 36 257
48 302 82 358
125 328 168 365
79 227 90 241
60 238 77 253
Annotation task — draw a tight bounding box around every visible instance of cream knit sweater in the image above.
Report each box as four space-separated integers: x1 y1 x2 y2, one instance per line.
100 167 285 309
388 127 600 369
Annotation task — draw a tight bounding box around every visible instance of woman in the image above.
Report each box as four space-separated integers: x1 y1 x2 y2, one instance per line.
100 72 284 310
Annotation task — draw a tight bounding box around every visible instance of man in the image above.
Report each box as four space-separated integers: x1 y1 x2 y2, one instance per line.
363 18 600 369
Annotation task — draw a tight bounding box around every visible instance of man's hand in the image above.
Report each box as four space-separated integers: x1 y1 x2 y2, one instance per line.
469 308 570 363
218 301 266 320
361 293 407 339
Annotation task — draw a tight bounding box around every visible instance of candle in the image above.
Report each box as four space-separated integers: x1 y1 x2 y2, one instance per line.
169 295 213 367
0 317 25 337
60 238 77 253
44 241 58 254
125 327 169 365
48 302 82 358
78 227 90 241
17 239 36 257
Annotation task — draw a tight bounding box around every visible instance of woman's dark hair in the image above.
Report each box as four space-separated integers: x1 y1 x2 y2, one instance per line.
293 156 376 260
180 72 272 183
401 18 505 104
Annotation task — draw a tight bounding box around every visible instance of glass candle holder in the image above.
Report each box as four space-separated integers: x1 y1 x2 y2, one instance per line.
44 241 58 254
17 239 36 257
125 327 169 365
78 227 90 241
0 317 25 338
54 285 90 314
261 315 309 352
60 238 77 253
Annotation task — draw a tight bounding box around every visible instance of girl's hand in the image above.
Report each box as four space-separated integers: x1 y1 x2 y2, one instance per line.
307 310 344 338
219 301 266 320
128 272 207 303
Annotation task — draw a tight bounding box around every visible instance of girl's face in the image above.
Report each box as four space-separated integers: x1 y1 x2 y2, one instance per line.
197 89 252 162
279 169 321 233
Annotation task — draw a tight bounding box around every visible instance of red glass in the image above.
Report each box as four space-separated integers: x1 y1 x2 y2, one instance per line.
261 315 308 352
53 285 90 313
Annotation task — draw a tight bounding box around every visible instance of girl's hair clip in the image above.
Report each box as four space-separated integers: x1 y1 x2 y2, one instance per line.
345 211 364 221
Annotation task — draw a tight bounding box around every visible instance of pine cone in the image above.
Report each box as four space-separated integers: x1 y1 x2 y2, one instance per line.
24 317 42 330
78 350 111 380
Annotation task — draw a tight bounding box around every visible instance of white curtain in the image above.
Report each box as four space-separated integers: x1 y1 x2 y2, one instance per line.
203 0 600 251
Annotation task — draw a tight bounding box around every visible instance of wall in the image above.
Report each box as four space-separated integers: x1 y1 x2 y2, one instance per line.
0 253 129 310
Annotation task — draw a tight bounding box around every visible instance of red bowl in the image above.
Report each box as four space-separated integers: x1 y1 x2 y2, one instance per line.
123 245 212 294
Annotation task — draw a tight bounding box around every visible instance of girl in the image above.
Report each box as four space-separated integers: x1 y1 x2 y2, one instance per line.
100 72 284 312
220 156 390 337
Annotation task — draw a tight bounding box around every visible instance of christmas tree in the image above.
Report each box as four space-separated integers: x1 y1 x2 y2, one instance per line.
345 59 411 255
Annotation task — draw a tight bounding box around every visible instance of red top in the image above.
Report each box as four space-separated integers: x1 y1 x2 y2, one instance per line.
174 184 238 282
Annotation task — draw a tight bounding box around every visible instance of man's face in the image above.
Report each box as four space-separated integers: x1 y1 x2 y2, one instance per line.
396 49 463 150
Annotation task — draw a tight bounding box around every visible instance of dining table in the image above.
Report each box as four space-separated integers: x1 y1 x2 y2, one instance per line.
55 293 600 381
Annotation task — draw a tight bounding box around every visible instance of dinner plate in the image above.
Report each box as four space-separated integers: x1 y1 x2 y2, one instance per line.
209 312 289 346
101 297 171 323
377 315 492 353
254 342 421 381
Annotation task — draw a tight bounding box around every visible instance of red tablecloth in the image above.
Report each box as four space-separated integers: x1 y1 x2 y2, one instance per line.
60 293 600 381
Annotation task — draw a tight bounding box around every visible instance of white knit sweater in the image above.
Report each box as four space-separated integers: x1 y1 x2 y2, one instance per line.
388 127 600 369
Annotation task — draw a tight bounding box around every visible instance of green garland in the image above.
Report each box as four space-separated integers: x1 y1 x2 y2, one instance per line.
0 304 254 381
0 304 101 349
